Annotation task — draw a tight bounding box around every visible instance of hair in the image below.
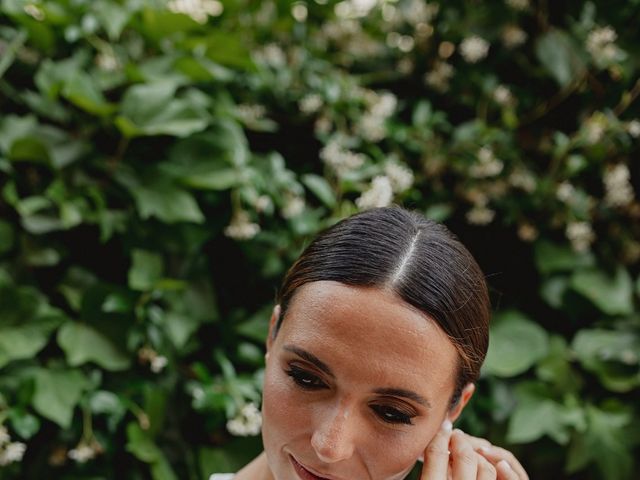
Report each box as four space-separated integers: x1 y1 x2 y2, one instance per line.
274 206 491 407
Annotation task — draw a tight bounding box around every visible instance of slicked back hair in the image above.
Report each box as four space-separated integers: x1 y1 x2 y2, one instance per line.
275 206 491 407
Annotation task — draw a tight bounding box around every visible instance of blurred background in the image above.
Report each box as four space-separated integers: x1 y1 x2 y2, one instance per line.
0 0 639 478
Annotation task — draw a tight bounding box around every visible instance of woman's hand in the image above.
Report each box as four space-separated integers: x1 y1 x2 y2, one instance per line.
420 420 529 480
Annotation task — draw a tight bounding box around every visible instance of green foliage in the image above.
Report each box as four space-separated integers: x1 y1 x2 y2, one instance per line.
0 0 639 478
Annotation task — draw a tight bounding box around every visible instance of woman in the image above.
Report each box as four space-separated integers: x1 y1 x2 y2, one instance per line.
213 207 528 480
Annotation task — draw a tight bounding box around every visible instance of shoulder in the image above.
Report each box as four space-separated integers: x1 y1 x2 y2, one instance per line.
209 474 235 480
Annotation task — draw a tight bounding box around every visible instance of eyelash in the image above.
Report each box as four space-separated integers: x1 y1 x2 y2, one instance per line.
284 366 415 426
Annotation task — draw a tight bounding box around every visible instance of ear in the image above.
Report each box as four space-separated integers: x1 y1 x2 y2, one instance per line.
266 304 281 356
447 383 475 423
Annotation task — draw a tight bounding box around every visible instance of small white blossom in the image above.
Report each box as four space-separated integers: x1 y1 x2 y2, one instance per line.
402 0 439 26
299 94 323 114
335 0 379 18
505 0 529 10
556 181 576 203
168 0 223 24
583 112 607 144
604 164 635 207
0 442 26 466
466 205 495 225
226 402 262 437
424 61 454 93
517 223 538 242
68 443 97 464
586 26 623 67
291 3 308 22
493 85 514 106
502 25 527 48
255 44 287 68
281 195 305 219
0 426 9 446
24 4 45 20
150 355 168 373
191 386 205 401
236 104 266 124
626 119 640 138
460 36 489 63
384 161 414 193
314 116 333 135
320 138 366 176
356 176 394 210
358 91 397 142
509 169 536 193
224 211 261 240
95 51 119 71
470 147 504 178
254 195 273 213
566 221 595 252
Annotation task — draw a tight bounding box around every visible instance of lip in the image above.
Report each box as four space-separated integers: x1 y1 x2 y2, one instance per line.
289 455 341 480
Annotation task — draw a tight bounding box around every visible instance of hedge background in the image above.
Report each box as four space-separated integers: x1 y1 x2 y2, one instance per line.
1 0 639 478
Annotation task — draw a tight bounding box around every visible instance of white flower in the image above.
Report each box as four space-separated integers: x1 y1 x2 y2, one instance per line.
586 26 623 67
23 4 45 20
583 112 607 144
0 426 9 446
299 94 323 114
150 355 168 373
466 205 495 225
626 119 640 138
424 61 454 92
509 169 536 192
358 91 397 142
254 195 273 213
384 161 414 193
556 181 576 203
604 164 635 207
224 211 261 240
95 51 119 71
236 104 266 124
460 36 489 63
255 44 287 68
470 147 504 178
493 85 514 106
281 195 305 219
356 176 394 210
226 402 262 437
566 221 595 252
320 138 366 176
335 0 379 18
291 3 308 22
68 443 97 464
502 25 527 48
505 0 529 10
0 442 26 466
517 223 538 242
314 116 333 135
402 0 439 26
167 0 223 24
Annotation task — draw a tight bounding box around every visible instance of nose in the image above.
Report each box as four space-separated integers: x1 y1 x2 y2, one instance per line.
310 402 356 463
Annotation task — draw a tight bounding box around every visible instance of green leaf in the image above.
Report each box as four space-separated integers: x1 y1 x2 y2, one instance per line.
566 405 633 480
302 174 336 208
128 250 164 291
57 321 131 371
534 241 594 275
535 29 587 87
181 169 241 190
134 183 205 224
9 410 41 440
570 267 634 316
483 310 549 377
0 219 15 253
126 422 163 463
94 0 131 40
161 311 202 349
572 329 640 392
539 276 569 308
32 368 90 429
61 71 114 116
507 383 584 444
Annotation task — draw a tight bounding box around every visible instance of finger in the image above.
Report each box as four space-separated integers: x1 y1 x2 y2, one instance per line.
479 446 528 480
459 431 492 451
450 429 478 479
420 420 452 479
496 460 519 480
477 455 497 480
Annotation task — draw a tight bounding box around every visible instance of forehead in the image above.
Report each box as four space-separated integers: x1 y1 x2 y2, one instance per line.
277 281 458 396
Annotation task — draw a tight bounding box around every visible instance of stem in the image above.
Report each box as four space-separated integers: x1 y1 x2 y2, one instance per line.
613 78 640 117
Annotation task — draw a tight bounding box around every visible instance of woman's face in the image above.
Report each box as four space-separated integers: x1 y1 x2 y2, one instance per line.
261 281 466 480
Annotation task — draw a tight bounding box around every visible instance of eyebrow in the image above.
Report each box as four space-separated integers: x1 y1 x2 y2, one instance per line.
282 344 432 409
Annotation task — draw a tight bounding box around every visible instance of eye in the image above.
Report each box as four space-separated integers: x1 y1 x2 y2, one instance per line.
370 405 415 425
285 365 328 390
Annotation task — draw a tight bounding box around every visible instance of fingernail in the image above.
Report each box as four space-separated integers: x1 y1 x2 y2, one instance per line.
479 446 491 454
498 460 512 471
441 419 452 432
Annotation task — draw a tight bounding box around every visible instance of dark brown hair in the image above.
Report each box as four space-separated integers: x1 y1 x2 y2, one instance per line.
274 206 490 406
